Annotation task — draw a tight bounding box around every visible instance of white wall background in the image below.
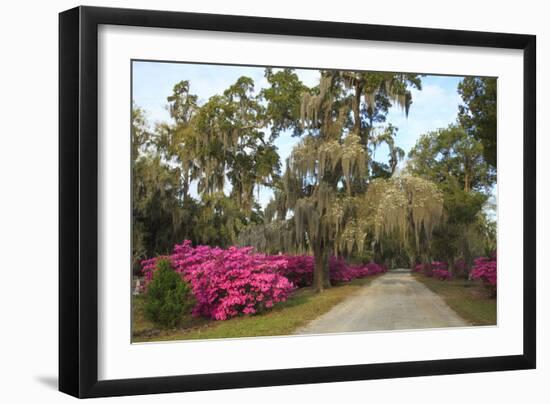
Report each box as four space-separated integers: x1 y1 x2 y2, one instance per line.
0 0 546 402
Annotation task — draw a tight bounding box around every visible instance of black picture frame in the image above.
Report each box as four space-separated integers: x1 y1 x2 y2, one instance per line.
59 5 536 398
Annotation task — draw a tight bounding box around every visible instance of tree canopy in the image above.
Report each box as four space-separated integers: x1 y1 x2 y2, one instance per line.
458 77 497 167
407 124 495 193
406 124 496 273
238 70 444 291
132 66 497 286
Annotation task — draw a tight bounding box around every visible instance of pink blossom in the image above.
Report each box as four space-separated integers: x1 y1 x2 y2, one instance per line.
471 254 497 286
141 240 386 321
414 261 451 280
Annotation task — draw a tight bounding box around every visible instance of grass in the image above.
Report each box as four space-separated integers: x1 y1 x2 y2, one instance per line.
132 276 379 342
413 274 497 326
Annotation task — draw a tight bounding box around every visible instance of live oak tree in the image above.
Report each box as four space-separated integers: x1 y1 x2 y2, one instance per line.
192 76 280 216
158 80 199 202
261 68 309 137
341 71 420 179
241 70 443 292
131 76 278 264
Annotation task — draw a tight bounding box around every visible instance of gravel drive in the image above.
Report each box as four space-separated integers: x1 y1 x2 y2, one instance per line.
295 269 469 334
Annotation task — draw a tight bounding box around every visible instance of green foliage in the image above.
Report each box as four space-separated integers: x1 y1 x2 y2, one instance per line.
192 76 280 214
458 77 497 167
144 258 195 328
261 68 308 137
407 124 496 271
132 91 202 269
370 161 393 179
195 192 262 247
132 75 282 265
167 80 198 124
431 185 487 265
442 182 487 225
339 71 422 129
408 124 495 192
131 105 151 162
132 155 188 269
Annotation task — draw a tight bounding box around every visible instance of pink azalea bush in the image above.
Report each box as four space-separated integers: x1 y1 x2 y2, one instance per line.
413 255 498 284
144 241 294 320
413 263 424 273
141 240 386 320
471 253 497 287
414 261 451 280
331 260 386 282
431 261 451 280
271 254 386 286
268 255 314 287
414 262 434 276
432 269 452 280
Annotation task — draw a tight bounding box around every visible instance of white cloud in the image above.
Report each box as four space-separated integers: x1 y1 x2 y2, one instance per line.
386 78 462 153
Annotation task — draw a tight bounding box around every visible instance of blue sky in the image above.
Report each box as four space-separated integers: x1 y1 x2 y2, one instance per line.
132 61 464 207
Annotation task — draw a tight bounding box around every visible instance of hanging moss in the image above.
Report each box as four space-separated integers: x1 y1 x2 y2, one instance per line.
372 175 444 251
238 70 431 292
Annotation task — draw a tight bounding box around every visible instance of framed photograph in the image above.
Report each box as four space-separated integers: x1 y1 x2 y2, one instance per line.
59 6 536 398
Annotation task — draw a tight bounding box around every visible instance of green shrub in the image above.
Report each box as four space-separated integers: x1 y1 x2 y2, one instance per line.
144 258 194 328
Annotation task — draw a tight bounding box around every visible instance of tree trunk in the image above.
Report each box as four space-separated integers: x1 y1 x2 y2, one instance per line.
464 172 471 192
463 239 473 278
313 243 330 292
447 256 455 276
353 83 362 135
182 166 190 201
323 253 331 289
410 254 418 270
464 158 472 192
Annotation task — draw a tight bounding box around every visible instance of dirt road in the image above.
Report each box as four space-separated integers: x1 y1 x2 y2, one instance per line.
296 269 468 334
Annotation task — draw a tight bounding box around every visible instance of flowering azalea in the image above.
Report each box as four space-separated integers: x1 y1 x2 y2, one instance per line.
414 261 451 280
141 240 386 320
471 253 497 286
